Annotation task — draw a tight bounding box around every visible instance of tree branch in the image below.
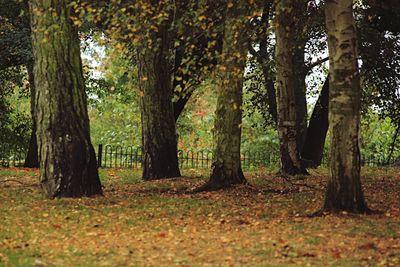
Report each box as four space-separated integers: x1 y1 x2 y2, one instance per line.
306 57 329 72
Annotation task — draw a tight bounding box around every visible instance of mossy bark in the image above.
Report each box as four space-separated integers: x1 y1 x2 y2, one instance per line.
275 0 308 175
30 0 102 198
323 0 369 213
197 1 251 191
137 5 180 180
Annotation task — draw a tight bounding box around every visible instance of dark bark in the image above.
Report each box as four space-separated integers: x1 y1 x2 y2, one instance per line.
196 1 252 191
173 87 195 122
138 4 181 180
293 44 308 150
322 0 369 213
171 0 224 122
252 3 278 124
301 76 329 167
275 0 308 175
30 0 102 198
23 62 39 168
260 69 278 125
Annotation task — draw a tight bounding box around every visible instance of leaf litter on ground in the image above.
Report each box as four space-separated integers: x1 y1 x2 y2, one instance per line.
0 167 399 266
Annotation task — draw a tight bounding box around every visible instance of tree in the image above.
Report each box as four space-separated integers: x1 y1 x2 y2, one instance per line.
196 0 254 191
322 0 369 213
0 0 39 167
171 0 224 122
30 0 102 198
137 1 181 180
301 76 329 167
23 62 39 168
274 0 308 175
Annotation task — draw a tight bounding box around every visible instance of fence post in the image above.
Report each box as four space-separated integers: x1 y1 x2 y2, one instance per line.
97 144 103 168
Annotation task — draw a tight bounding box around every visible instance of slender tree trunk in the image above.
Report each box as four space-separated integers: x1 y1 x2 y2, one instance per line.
293 44 308 150
256 3 278 125
30 0 102 198
301 76 329 167
386 124 400 165
137 4 181 180
173 88 194 122
322 0 369 213
24 61 39 168
261 69 278 125
196 1 252 191
275 0 308 175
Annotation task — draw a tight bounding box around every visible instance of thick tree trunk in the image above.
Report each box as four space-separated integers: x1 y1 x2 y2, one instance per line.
24 62 39 168
196 1 251 191
322 0 369 213
301 76 329 167
137 6 181 180
30 0 102 198
275 0 308 175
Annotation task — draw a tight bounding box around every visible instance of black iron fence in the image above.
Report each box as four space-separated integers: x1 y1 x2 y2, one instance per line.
0 147 27 167
96 144 281 169
1 144 399 169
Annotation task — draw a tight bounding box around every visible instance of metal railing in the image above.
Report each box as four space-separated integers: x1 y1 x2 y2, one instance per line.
96 144 281 169
0 144 399 169
0 147 27 167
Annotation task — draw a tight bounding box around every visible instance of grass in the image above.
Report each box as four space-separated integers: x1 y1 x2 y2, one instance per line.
0 167 399 266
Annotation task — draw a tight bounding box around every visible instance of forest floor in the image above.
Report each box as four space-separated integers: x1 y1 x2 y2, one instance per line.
0 167 399 267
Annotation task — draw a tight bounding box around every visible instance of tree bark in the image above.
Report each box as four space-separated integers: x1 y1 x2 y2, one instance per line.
196 1 252 191
137 3 181 180
30 0 102 198
258 3 277 125
293 43 308 150
275 0 308 175
301 76 329 167
322 0 369 213
24 61 39 168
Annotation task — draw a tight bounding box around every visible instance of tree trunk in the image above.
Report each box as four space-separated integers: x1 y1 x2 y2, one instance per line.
293 44 308 150
24 61 39 168
275 0 308 175
301 76 329 167
322 0 369 213
196 1 252 191
256 3 277 125
386 124 400 165
137 4 181 180
30 0 102 198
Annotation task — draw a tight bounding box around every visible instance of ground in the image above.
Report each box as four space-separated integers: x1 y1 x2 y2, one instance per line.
0 167 399 266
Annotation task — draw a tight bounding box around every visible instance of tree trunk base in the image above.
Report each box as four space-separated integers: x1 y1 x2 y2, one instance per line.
193 165 247 192
23 131 39 168
143 173 181 181
279 166 309 176
321 202 371 215
309 206 375 217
